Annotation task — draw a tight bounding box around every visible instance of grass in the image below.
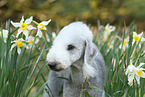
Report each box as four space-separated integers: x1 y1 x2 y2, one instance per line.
95 22 145 97
0 18 145 97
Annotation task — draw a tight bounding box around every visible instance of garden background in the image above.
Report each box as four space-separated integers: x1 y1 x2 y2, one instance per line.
1 0 145 30
0 0 145 97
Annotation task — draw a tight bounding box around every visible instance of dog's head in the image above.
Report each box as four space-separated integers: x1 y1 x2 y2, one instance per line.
46 22 97 75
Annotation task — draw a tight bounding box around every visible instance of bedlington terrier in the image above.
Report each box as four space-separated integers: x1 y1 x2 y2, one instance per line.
44 22 106 97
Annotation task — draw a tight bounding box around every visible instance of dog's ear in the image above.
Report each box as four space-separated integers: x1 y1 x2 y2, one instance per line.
84 40 97 64
83 39 97 78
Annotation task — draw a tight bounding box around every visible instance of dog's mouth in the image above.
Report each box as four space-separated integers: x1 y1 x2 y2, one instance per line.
48 62 65 71
49 67 64 72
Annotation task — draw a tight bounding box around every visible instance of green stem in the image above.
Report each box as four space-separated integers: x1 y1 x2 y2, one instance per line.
32 20 39 25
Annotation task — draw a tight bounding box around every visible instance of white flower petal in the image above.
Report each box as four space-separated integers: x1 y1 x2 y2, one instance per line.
127 65 136 72
23 30 29 39
128 74 134 86
36 29 42 38
128 74 134 82
37 24 42 29
135 76 140 85
140 68 145 71
125 69 128 75
141 37 145 41
138 32 143 38
42 27 47 30
105 24 109 29
28 36 34 41
138 63 145 68
139 44 141 48
35 38 39 44
133 32 137 37
23 43 29 49
141 72 145 78
2 29 8 41
128 81 133 86
110 26 116 32
17 47 21 55
134 67 140 72
10 44 16 51
46 35 50 42
27 25 36 30
11 21 20 27
11 40 16 43
19 38 25 41
16 29 23 38
40 19 51 25
24 16 33 24
20 16 24 24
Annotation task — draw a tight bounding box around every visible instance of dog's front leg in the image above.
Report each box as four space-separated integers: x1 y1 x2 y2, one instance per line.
43 70 63 97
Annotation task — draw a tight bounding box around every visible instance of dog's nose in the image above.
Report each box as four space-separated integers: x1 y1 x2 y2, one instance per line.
48 62 57 69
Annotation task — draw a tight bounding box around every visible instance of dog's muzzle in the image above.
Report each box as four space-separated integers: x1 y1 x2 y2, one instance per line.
48 62 64 71
48 62 57 69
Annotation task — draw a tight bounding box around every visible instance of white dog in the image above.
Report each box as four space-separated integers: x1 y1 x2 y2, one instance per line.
44 22 105 97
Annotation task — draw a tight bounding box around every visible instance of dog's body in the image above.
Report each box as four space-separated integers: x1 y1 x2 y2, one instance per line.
44 22 105 97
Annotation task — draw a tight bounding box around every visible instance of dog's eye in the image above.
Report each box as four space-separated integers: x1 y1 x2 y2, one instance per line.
67 44 75 50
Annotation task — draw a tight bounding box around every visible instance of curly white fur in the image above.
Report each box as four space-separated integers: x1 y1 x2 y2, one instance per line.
45 22 105 97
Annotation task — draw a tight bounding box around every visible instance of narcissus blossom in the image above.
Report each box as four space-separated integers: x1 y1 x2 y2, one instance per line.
125 61 145 86
27 36 39 49
10 38 28 54
0 29 8 43
36 19 51 38
11 16 36 39
133 31 145 48
104 24 116 39
119 37 129 51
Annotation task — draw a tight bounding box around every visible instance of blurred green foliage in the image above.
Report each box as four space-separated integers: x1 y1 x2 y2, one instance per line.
1 0 145 29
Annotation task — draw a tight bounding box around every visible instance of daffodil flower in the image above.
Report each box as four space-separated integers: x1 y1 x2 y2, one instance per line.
133 31 145 48
10 38 28 54
125 61 145 86
27 36 39 49
11 16 36 39
125 64 137 86
135 63 145 84
0 29 8 43
36 19 51 38
119 37 129 51
104 24 116 39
